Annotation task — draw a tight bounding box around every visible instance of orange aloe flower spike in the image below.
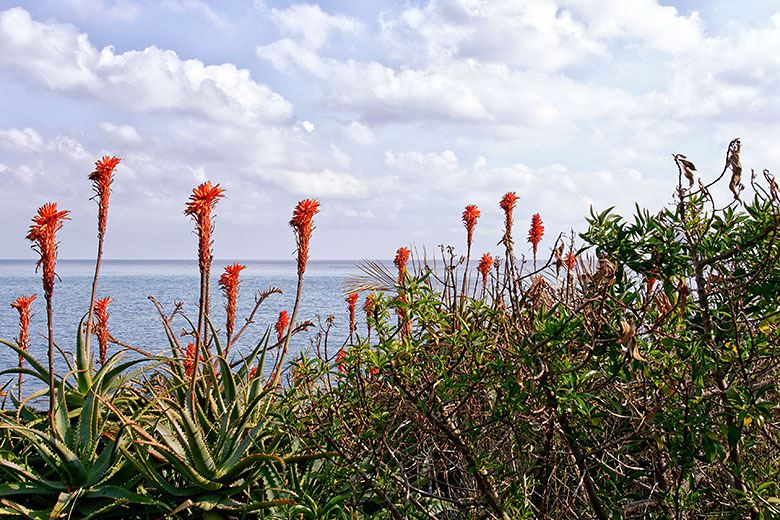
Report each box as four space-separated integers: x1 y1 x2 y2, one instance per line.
528 213 544 257
88 156 120 239
394 247 410 283
499 192 519 238
94 297 113 364
345 293 358 338
289 199 320 276
11 295 36 353
26 203 70 299
275 310 290 343
184 181 225 273
462 205 480 250
219 263 246 344
477 253 493 289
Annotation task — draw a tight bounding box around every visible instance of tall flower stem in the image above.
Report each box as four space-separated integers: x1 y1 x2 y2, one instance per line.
460 205 480 302
11 295 35 405
84 157 119 375
184 181 225 385
272 199 319 388
26 202 69 430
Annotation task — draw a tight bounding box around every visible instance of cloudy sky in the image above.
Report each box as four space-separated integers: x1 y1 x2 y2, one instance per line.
1 1 779 261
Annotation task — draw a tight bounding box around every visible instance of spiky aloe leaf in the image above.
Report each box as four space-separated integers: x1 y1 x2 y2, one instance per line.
119 444 199 498
206 317 236 403
75 313 93 394
0 339 53 387
1 423 88 488
0 498 49 519
0 457 63 492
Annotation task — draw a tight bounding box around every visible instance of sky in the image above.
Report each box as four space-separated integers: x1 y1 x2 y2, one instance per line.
1 0 779 262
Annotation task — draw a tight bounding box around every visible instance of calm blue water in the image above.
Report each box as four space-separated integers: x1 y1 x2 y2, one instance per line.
0 259 365 404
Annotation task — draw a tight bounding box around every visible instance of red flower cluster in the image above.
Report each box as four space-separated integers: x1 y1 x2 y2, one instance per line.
462 204 480 249
528 213 544 256
184 343 197 377
564 252 576 270
184 182 225 274
290 199 320 276
499 192 519 238
27 203 70 298
345 293 358 337
394 247 410 283
336 348 347 374
275 310 290 343
88 156 120 238
477 253 493 289
11 295 36 353
219 263 246 343
363 294 375 321
94 297 113 364
248 366 258 380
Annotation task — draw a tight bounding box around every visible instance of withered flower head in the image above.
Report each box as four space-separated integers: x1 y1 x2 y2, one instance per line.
219 263 246 342
289 199 320 276
94 297 113 364
394 247 410 283
477 253 493 289
88 156 120 238
11 294 36 352
528 213 544 256
26 203 70 298
275 310 290 343
462 204 480 249
184 181 225 273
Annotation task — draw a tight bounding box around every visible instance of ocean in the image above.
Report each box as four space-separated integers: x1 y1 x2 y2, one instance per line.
0 259 365 403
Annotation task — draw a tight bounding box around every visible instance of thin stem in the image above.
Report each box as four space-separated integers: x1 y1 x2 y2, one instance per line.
83 237 104 375
45 294 56 435
271 273 304 388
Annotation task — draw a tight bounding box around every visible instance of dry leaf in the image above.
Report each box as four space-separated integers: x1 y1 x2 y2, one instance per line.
554 242 564 275
728 139 743 201
677 279 690 314
679 155 696 187
617 319 636 344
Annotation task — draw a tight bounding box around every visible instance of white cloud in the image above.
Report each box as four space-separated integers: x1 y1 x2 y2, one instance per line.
0 128 89 161
343 121 376 146
62 0 142 22
99 122 143 144
270 3 363 49
0 128 45 153
281 168 368 199
0 7 294 128
160 0 231 30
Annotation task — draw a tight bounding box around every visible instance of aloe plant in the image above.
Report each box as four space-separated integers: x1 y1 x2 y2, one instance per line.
118 323 323 518
0 351 162 519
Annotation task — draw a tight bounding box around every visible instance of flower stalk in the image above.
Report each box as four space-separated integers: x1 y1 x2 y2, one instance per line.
94 297 112 364
184 181 225 388
85 156 119 375
11 294 36 403
346 293 358 342
26 202 69 426
461 205 480 298
218 262 245 353
273 199 319 388
528 213 544 270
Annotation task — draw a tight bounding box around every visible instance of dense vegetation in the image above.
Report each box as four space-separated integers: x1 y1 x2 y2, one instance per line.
1 139 779 519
